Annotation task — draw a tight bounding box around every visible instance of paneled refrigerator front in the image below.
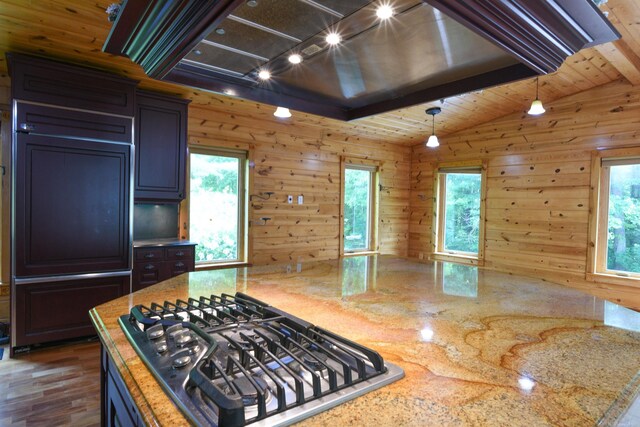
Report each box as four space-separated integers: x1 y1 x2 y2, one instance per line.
8 53 137 351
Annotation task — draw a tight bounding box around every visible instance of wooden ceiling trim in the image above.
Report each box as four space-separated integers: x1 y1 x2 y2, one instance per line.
595 40 640 85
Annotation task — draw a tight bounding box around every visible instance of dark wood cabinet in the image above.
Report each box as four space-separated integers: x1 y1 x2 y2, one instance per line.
14 130 131 277
8 53 136 116
134 90 189 201
101 345 143 427
15 276 129 347
132 244 195 292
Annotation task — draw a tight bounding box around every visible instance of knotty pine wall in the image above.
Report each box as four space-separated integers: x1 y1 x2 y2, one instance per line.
410 79 640 309
184 99 411 265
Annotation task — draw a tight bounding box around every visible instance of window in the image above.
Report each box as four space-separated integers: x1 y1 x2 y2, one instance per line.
341 159 379 254
189 148 247 265
589 148 640 282
433 162 486 264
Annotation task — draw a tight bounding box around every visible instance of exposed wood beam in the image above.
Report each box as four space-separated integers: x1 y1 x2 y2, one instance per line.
595 39 640 85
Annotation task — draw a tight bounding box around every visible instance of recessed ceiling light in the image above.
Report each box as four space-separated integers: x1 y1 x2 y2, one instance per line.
325 32 341 45
215 28 225 35
257 69 271 80
246 0 258 7
192 49 202 56
376 4 394 20
288 54 303 64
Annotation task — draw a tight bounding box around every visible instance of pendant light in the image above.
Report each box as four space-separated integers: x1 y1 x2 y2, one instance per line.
425 107 441 148
273 106 291 118
528 77 545 115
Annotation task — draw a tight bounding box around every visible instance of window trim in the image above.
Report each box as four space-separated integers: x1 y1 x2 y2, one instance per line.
587 147 640 287
432 160 486 266
340 157 380 256
187 146 248 267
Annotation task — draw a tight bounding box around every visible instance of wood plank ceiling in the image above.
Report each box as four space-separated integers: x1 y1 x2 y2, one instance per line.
0 0 639 146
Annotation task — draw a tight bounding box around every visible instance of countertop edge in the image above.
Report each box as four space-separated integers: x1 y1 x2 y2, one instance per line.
133 239 198 248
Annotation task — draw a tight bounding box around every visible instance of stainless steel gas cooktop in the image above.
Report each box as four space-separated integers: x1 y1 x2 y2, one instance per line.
119 292 404 426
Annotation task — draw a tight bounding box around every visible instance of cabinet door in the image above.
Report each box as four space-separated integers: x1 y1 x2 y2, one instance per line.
14 133 131 277
134 91 189 201
14 276 129 347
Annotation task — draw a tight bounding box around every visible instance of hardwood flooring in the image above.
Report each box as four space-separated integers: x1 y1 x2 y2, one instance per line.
0 339 100 426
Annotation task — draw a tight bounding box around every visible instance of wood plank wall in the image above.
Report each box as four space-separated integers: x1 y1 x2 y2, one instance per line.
410 79 640 309
184 98 411 265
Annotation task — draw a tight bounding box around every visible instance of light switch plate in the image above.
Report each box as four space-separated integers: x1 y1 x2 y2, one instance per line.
287 195 293 204
297 195 303 204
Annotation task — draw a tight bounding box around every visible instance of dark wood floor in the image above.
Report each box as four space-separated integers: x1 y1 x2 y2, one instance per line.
0 340 100 426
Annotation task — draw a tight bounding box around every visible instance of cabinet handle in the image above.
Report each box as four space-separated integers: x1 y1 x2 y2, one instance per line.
174 262 185 268
175 251 184 257
144 264 155 270
19 123 35 132
144 253 155 259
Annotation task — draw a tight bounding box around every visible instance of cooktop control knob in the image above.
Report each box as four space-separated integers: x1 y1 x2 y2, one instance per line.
172 348 192 368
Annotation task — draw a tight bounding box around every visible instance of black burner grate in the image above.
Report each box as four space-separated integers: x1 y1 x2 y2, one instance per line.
120 292 401 427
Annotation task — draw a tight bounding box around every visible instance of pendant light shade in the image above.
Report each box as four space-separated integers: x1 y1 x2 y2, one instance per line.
425 107 441 148
528 77 545 115
426 135 439 148
274 106 292 118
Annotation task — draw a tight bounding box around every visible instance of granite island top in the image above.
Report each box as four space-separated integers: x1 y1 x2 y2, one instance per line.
90 255 640 426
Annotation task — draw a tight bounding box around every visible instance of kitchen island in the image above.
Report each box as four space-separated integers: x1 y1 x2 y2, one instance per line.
90 255 640 426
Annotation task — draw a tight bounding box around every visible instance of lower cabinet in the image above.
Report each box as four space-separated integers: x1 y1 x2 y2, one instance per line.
132 244 195 292
101 345 142 427
13 275 129 347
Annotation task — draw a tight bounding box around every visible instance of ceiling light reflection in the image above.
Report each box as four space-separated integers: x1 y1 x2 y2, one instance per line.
518 377 535 391
420 327 434 342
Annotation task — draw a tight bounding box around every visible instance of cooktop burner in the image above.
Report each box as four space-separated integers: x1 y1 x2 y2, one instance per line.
119 292 404 426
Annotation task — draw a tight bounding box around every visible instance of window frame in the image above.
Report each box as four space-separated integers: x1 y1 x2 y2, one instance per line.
432 160 487 266
340 157 380 256
587 147 640 286
187 146 248 267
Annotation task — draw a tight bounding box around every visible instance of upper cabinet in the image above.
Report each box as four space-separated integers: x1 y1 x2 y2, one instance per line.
134 90 190 201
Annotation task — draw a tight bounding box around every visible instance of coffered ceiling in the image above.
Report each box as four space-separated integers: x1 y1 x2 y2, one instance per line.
1 0 639 146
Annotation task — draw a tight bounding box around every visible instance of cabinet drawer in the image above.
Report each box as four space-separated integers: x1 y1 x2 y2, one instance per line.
169 259 194 277
134 261 163 281
166 246 194 260
135 248 164 261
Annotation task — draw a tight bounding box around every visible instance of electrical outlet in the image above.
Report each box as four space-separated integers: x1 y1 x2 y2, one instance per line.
297 195 304 204
287 195 293 204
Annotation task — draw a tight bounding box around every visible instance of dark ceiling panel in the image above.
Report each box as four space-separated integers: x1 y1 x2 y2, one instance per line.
230 0 345 40
184 42 262 75
203 19 298 61
272 5 518 107
310 0 371 16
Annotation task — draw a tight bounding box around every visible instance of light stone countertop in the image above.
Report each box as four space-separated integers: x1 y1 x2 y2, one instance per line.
90 255 640 426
